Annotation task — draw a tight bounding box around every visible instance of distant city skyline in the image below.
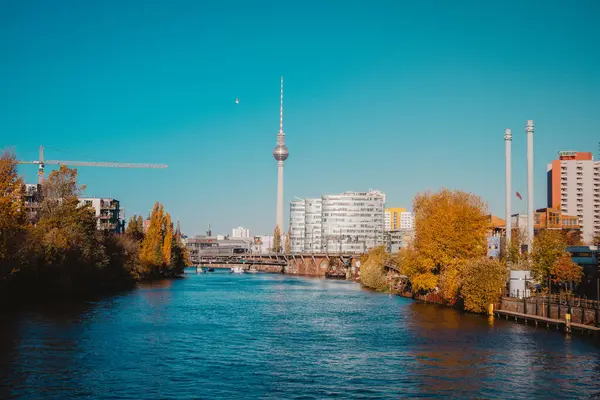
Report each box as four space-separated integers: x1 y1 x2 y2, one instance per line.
1 0 598 236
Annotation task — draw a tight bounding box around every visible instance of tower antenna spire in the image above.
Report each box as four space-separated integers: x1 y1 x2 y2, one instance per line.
279 76 284 134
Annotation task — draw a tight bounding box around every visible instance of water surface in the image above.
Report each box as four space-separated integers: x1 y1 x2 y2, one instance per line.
1 269 599 399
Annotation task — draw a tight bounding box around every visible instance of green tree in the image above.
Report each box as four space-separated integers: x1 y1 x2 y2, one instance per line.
0 149 26 282
460 258 508 313
273 225 282 253
412 188 489 300
140 202 165 267
531 229 567 287
504 228 529 269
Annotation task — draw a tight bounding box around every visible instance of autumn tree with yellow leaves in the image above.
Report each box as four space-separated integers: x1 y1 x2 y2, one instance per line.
0 149 26 282
411 189 489 300
273 225 282 253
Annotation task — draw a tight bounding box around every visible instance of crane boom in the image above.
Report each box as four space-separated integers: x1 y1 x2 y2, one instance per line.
17 145 168 185
45 160 168 168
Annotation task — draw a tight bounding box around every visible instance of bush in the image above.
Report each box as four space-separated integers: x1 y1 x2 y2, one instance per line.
460 258 507 313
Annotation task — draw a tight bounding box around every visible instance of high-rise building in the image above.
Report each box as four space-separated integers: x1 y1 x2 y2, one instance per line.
400 211 414 230
547 151 600 243
272 77 289 235
321 191 385 253
384 207 406 230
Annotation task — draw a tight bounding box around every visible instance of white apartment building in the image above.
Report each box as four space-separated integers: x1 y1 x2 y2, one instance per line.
289 200 305 252
304 198 322 252
384 211 391 231
232 226 250 238
547 151 600 243
400 211 415 230
78 197 124 233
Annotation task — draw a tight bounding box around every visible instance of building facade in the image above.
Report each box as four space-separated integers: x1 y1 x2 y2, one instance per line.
289 200 305 252
384 207 406 230
78 197 124 233
321 190 385 253
547 151 600 243
303 198 322 252
251 235 274 254
232 226 250 238
400 211 414 230
289 191 386 253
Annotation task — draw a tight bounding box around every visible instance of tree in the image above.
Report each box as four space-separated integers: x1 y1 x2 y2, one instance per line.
397 245 438 293
551 253 583 290
531 230 567 286
40 165 85 218
593 231 600 247
504 228 529 268
273 225 282 253
360 246 392 291
460 258 508 313
162 212 173 265
0 149 26 281
140 202 165 267
125 214 144 242
564 229 582 246
285 228 291 254
412 189 489 300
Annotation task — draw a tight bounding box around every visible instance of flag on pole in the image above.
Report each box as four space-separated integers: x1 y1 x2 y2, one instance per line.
516 192 522 200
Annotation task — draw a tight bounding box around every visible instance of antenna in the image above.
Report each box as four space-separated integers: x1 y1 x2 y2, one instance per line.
279 76 284 134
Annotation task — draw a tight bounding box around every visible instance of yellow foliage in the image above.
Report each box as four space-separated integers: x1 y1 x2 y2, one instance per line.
411 272 438 293
532 229 567 284
140 202 165 267
412 188 488 300
163 212 173 264
360 246 391 291
461 258 508 313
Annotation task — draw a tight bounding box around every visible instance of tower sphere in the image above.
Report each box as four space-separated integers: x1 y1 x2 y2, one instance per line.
273 144 289 161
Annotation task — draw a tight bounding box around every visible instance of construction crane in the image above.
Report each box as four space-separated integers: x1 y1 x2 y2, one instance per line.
18 145 168 185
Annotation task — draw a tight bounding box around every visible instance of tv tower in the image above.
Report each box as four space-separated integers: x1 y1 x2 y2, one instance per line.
273 77 289 234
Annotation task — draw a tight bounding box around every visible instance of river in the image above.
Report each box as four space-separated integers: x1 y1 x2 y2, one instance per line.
1 268 599 399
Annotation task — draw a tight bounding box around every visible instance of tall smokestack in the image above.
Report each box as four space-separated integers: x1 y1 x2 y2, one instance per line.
504 128 512 250
526 120 535 253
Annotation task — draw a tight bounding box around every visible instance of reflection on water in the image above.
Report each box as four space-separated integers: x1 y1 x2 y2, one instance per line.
1 269 599 399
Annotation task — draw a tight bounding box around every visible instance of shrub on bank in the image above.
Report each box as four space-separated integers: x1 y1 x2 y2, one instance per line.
460 258 507 313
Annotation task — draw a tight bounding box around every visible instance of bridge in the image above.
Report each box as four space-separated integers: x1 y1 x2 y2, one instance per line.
195 252 363 278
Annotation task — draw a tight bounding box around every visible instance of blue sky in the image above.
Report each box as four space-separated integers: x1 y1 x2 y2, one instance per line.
1 0 599 236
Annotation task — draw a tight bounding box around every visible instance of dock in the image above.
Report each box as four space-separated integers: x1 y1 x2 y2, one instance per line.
494 309 600 335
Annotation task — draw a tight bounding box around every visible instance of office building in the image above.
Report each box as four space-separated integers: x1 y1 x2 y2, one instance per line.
384 207 406 230
289 191 385 253
321 190 385 253
547 151 600 243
